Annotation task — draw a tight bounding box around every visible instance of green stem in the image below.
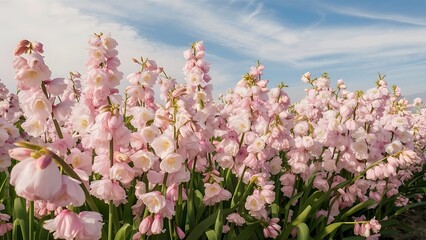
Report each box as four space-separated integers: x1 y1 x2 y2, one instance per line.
108 201 113 240
28 201 34 240
230 166 247 207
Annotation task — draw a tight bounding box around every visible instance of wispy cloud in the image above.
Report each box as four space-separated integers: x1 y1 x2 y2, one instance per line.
1 0 426 101
322 4 426 27
72 0 426 67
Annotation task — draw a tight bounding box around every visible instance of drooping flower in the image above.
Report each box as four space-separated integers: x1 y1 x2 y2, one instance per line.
10 155 62 201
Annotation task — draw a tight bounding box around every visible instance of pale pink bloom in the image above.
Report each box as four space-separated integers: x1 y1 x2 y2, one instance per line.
301 72 311 83
9 148 32 161
166 184 187 202
139 215 153 235
160 153 184 173
226 213 245 226
75 211 103 240
151 214 166 235
110 163 135 184
151 214 164 235
0 222 12 236
131 150 158 173
228 114 251 134
90 179 127 206
141 191 166 213
21 116 46 137
71 105 94 134
413 97 422 106
140 126 160 143
130 106 155 128
245 194 265 212
147 170 164 184
134 181 147 199
151 134 176 159
203 182 232 206
247 137 266 153
293 121 309 136
10 156 62 201
214 153 234 169
66 148 92 175
52 175 85 207
385 140 403 155
222 224 230 233
45 78 67 96
269 156 282 175
44 209 82 240
263 218 281 238
352 141 369 160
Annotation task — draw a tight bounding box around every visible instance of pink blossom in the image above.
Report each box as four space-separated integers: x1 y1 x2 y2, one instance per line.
203 182 232 206
44 209 82 240
10 156 62 201
151 134 176 159
141 191 166 213
76 211 103 240
226 213 246 226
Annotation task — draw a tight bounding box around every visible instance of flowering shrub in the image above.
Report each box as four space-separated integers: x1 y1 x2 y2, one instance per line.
0 34 425 240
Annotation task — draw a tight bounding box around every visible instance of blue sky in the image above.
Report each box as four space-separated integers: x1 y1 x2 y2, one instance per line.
1 0 426 101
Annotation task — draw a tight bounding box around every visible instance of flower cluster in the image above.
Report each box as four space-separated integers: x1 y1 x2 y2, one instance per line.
1 34 425 240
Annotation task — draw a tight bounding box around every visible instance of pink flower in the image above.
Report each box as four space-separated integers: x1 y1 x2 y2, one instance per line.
44 209 82 240
151 214 164 235
52 175 85 207
151 134 176 159
76 211 103 240
160 153 184 173
176 226 185 239
203 182 232 206
110 163 135 184
131 150 158 173
90 179 127 206
226 213 246 226
263 218 281 238
139 216 153 235
10 155 62 201
141 191 166 213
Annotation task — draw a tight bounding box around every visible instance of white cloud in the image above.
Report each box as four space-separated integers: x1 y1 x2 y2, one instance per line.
0 0 236 96
1 0 425 101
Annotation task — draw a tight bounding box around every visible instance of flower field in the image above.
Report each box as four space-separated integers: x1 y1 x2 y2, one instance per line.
0 33 425 239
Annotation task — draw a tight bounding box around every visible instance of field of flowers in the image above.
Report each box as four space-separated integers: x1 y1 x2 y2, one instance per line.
0 33 425 239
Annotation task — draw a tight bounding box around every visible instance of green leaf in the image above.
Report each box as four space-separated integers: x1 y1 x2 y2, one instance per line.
297 223 310 240
214 207 223 239
14 198 28 240
271 203 279 218
235 223 260 240
291 205 312 227
315 222 344 240
114 223 132 240
393 201 426 216
12 219 20 240
281 205 312 239
206 230 217 240
186 207 237 240
339 199 375 220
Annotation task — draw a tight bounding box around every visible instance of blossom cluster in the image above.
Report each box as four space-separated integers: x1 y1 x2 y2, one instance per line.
0 34 425 239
